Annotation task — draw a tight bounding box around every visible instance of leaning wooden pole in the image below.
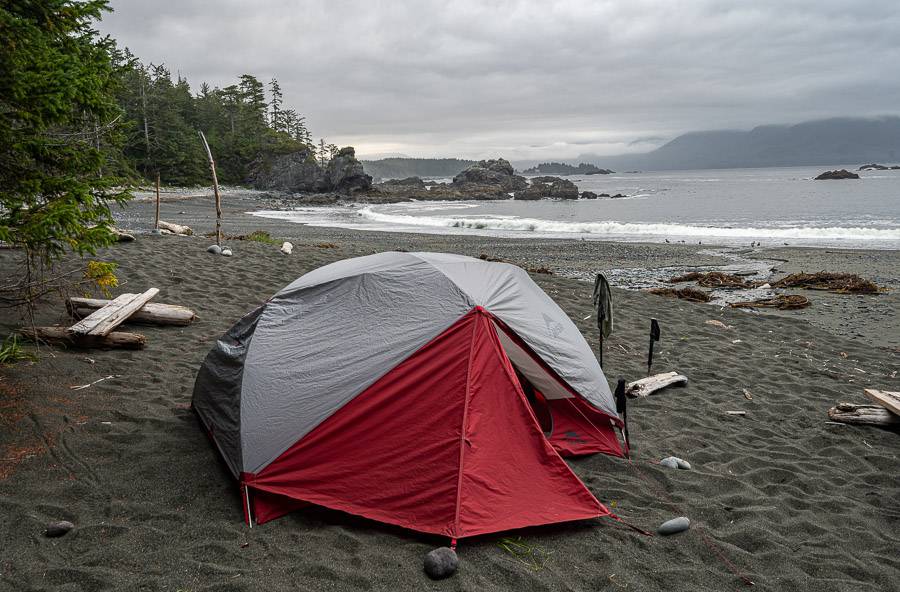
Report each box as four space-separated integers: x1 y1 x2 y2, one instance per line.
198 130 222 245
154 170 161 230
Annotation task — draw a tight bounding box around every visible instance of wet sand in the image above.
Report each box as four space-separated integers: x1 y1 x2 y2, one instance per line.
0 194 897 591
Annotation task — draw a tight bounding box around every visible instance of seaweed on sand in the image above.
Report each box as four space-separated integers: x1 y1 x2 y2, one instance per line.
668 271 757 289
770 272 882 294
648 286 712 302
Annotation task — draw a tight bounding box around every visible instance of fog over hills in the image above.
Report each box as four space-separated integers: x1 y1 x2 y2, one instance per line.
572 117 900 172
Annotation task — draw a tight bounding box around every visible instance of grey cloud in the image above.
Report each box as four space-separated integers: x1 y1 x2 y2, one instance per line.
100 0 900 159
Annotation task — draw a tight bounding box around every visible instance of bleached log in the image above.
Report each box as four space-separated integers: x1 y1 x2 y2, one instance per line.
827 403 900 426
158 220 193 236
67 296 195 326
863 389 900 416
20 326 145 350
68 288 159 337
110 227 135 242
626 371 688 398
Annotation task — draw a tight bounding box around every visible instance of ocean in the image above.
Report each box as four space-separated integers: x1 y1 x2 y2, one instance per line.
252 165 900 249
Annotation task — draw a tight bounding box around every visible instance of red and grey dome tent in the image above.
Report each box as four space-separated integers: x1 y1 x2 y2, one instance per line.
192 251 626 539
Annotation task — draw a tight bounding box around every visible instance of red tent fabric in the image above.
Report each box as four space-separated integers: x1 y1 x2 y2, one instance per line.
242 308 612 537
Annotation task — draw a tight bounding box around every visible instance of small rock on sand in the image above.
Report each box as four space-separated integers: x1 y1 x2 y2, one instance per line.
424 546 458 579
207 245 222 255
221 248 233 257
660 456 691 470
280 241 293 255
657 517 690 535
45 521 74 537
659 457 679 469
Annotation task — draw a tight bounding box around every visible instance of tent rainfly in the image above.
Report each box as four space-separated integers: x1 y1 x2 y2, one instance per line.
192 252 627 540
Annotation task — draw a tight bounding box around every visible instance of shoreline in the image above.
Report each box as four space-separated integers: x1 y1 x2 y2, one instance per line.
114 193 900 348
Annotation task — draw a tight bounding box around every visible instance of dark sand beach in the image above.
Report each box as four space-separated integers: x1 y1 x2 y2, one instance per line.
1 193 898 591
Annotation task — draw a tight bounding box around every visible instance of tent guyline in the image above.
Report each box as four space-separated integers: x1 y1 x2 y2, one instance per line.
193 252 632 539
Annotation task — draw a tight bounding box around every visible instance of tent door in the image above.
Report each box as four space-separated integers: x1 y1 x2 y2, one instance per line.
514 370 553 436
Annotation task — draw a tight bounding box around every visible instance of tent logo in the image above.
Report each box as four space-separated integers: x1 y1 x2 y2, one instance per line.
542 313 563 338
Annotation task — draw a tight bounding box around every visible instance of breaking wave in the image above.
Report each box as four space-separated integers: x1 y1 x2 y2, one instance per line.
357 206 900 241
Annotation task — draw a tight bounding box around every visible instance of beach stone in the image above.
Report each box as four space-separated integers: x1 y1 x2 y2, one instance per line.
280 241 293 255
661 456 691 470
423 547 458 580
657 517 690 536
221 248 233 257
206 244 222 255
45 521 74 537
659 457 679 469
150 228 162 235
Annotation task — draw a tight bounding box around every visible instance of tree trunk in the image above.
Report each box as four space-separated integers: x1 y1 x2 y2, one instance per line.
626 371 688 398
68 288 159 337
20 326 146 350
67 297 195 326
828 403 900 426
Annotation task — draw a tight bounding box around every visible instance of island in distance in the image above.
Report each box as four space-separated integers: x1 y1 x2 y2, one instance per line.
521 162 614 175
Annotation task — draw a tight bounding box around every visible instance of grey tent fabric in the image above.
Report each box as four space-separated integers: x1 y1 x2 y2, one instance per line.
193 251 619 477
192 305 265 477
240 263 474 473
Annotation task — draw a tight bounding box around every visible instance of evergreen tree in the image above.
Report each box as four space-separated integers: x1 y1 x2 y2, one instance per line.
318 138 328 166
0 0 129 262
269 77 283 133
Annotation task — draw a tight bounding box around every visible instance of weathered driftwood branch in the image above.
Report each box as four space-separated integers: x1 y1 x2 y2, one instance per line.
67 296 195 326
626 371 688 398
158 220 193 236
19 326 146 350
199 130 222 245
827 403 900 426
863 389 900 416
68 288 159 337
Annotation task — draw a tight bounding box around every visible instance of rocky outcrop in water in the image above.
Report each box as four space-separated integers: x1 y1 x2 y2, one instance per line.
320 147 372 194
814 169 860 180
858 163 900 171
513 176 579 200
250 146 372 194
452 159 527 194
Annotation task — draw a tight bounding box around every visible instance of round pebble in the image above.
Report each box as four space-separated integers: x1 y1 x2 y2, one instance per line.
221 248 233 257
423 546 458 580
45 520 74 537
659 457 679 469
657 516 690 535
206 244 222 255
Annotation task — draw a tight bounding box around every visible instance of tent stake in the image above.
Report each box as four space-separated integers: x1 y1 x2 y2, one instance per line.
245 485 253 529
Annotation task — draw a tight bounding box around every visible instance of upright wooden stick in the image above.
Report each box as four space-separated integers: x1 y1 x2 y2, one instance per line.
199 130 222 245
154 171 161 230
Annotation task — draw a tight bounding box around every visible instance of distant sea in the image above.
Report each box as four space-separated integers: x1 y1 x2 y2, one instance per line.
252 166 900 249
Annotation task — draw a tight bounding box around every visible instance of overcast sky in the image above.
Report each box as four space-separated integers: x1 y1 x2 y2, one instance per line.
99 1 900 160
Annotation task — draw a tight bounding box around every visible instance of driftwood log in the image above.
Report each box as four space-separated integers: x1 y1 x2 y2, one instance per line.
863 389 900 416
827 403 900 426
158 220 193 236
19 326 145 350
110 227 135 242
68 288 159 337
67 296 195 326
626 371 688 398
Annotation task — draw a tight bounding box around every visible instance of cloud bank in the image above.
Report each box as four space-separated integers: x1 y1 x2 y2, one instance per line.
100 0 900 159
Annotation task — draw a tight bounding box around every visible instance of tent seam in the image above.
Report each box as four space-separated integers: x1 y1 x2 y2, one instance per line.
452 311 479 538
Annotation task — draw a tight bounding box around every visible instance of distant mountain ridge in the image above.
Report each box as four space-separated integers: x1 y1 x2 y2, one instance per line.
577 117 900 171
